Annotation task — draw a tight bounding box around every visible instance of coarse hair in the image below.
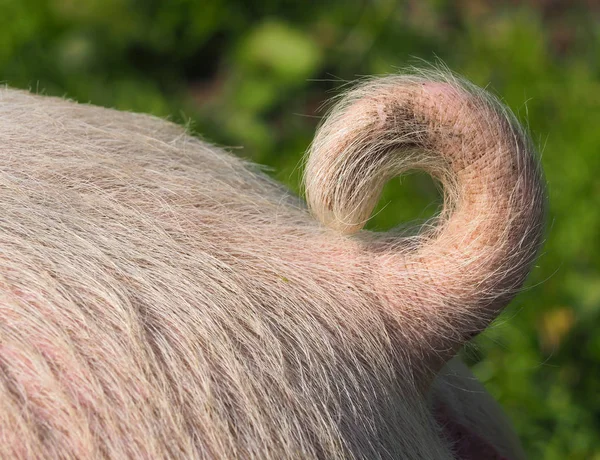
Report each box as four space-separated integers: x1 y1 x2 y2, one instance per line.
0 68 544 459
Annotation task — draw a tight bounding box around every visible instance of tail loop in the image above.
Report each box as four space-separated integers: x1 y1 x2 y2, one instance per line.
304 71 545 363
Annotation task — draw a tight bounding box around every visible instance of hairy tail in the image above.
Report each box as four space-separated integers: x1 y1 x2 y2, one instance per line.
304 71 545 368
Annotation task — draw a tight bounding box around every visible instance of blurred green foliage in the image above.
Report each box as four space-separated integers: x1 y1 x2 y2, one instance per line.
1 0 599 458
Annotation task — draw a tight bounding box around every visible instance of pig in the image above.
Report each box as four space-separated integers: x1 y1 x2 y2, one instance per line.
0 69 545 459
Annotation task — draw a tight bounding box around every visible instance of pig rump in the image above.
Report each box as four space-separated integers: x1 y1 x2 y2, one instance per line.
0 71 543 459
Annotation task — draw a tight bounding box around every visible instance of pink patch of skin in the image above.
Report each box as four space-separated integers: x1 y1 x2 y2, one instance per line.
0 342 92 457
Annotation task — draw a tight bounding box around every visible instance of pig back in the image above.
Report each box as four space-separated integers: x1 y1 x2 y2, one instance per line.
0 88 452 459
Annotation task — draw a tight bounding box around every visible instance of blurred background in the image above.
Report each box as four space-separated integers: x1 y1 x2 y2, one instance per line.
1 0 598 457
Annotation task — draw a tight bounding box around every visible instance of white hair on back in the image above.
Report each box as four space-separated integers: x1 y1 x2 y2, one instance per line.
0 67 544 459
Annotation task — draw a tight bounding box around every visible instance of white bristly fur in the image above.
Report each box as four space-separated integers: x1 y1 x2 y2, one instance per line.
0 69 544 459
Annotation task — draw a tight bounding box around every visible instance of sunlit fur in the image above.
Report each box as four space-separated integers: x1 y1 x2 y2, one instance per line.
305 70 545 373
0 70 544 459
